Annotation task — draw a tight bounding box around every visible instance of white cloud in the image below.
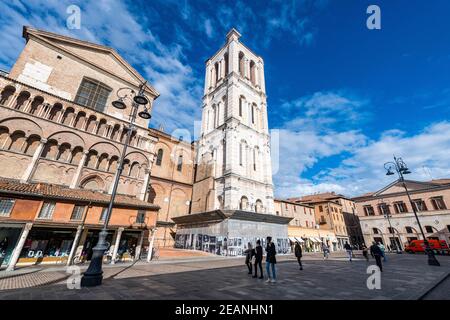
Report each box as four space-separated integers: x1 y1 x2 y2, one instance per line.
273 90 450 199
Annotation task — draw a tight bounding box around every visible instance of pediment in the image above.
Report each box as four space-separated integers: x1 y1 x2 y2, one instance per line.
23 27 158 97
374 180 439 196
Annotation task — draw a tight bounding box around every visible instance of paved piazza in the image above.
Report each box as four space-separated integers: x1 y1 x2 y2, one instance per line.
0 252 448 300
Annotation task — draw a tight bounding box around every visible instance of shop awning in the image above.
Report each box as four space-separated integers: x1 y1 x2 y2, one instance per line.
309 237 321 243
295 237 305 243
289 237 297 242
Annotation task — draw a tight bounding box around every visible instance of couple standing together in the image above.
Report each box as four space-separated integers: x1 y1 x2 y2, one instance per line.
245 236 278 283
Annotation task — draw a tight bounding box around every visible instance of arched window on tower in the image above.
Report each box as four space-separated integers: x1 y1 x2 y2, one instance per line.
239 52 245 77
240 196 248 210
239 96 243 117
156 148 163 166
224 52 229 76
253 148 257 171
214 62 219 84
177 155 183 172
250 60 256 85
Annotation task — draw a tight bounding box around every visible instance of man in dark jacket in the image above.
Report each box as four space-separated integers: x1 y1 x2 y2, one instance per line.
252 239 264 279
294 242 303 270
370 241 383 272
265 236 277 283
344 242 353 262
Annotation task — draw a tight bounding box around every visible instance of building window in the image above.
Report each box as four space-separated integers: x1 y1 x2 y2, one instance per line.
405 226 414 234
239 97 243 117
294 206 297 212
363 205 375 216
136 210 146 223
447 225 450 232
70 205 85 220
412 199 427 212
393 201 408 213
74 77 112 112
425 225 434 233
239 143 243 166
156 149 163 166
387 227 395 233
378 203 391 215
177 155 183 172
0 198 15 217
319 205 323 212
430 197 447 210
372 228 379 234
99 207 108 221
38 202 56 219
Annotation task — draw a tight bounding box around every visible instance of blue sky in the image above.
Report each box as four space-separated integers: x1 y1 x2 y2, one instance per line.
1 0 450 198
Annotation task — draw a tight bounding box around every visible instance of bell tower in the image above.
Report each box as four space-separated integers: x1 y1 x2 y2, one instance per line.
192 29 275 214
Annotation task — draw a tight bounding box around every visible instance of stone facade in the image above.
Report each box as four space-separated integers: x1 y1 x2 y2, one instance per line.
288 193 351 250
191 29 274 214
0 26 164 269
352 179 450 250
148 128 195 247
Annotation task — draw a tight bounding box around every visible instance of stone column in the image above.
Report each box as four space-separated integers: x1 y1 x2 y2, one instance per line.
70 150 88 188
67 225 83 266
111 227 124 264
134 230 145 260
140 169 151 201
146 228 157 262
6 223 33 271
20 138 47 183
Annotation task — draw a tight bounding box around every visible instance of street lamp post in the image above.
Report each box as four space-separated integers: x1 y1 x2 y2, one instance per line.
384 156 440 266
81 82 152 287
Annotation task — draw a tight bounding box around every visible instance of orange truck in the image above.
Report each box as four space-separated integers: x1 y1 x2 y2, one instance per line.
404 239 449 255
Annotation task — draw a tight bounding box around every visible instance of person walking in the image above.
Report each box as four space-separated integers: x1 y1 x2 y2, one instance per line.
322 242 329 260
362 244 369 262
253 239 264 279
265 236 277 283
244 242 254 275
344 242 353 262
294 241 303 270
378 242 387 262
370 241 383 272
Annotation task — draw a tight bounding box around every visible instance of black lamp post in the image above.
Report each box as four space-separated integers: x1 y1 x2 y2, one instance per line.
384 156 440 266
81 82 152 287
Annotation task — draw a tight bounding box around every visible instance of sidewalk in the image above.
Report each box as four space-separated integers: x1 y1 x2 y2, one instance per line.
0 251 353 291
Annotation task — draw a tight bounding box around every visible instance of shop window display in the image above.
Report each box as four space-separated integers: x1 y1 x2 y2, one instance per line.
19 228 76 263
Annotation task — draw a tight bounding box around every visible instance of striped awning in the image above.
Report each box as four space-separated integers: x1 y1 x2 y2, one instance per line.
295 237 305 243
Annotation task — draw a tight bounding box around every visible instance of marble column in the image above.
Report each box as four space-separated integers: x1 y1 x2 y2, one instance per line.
20 138 47 183
111 227 124 264
146 228 157 262
6 223 33 271
70 150 89 188
134 231 145 261
67 225 84 266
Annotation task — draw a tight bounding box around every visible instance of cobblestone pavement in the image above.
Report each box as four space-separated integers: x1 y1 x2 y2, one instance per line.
0 253 448 299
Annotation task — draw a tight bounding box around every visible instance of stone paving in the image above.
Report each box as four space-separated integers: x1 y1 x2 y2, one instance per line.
0 253 448 299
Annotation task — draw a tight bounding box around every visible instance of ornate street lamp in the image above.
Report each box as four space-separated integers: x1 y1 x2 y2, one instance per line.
384 156 440 266
81 81 153 287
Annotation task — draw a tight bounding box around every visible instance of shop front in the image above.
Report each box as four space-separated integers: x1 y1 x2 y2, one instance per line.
81 229 115 262
17 227 77 266
116 230 141 261
0 224 22 268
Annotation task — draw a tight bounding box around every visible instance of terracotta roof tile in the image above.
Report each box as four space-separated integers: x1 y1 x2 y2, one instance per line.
0 178 159 210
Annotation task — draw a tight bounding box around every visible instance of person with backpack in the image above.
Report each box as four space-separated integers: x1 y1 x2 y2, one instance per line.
252 239 264 279
371 241 383 272
322 242 330 259
265 236 277 283
244 242 254 274
344 241 353 262
294 241 303 270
